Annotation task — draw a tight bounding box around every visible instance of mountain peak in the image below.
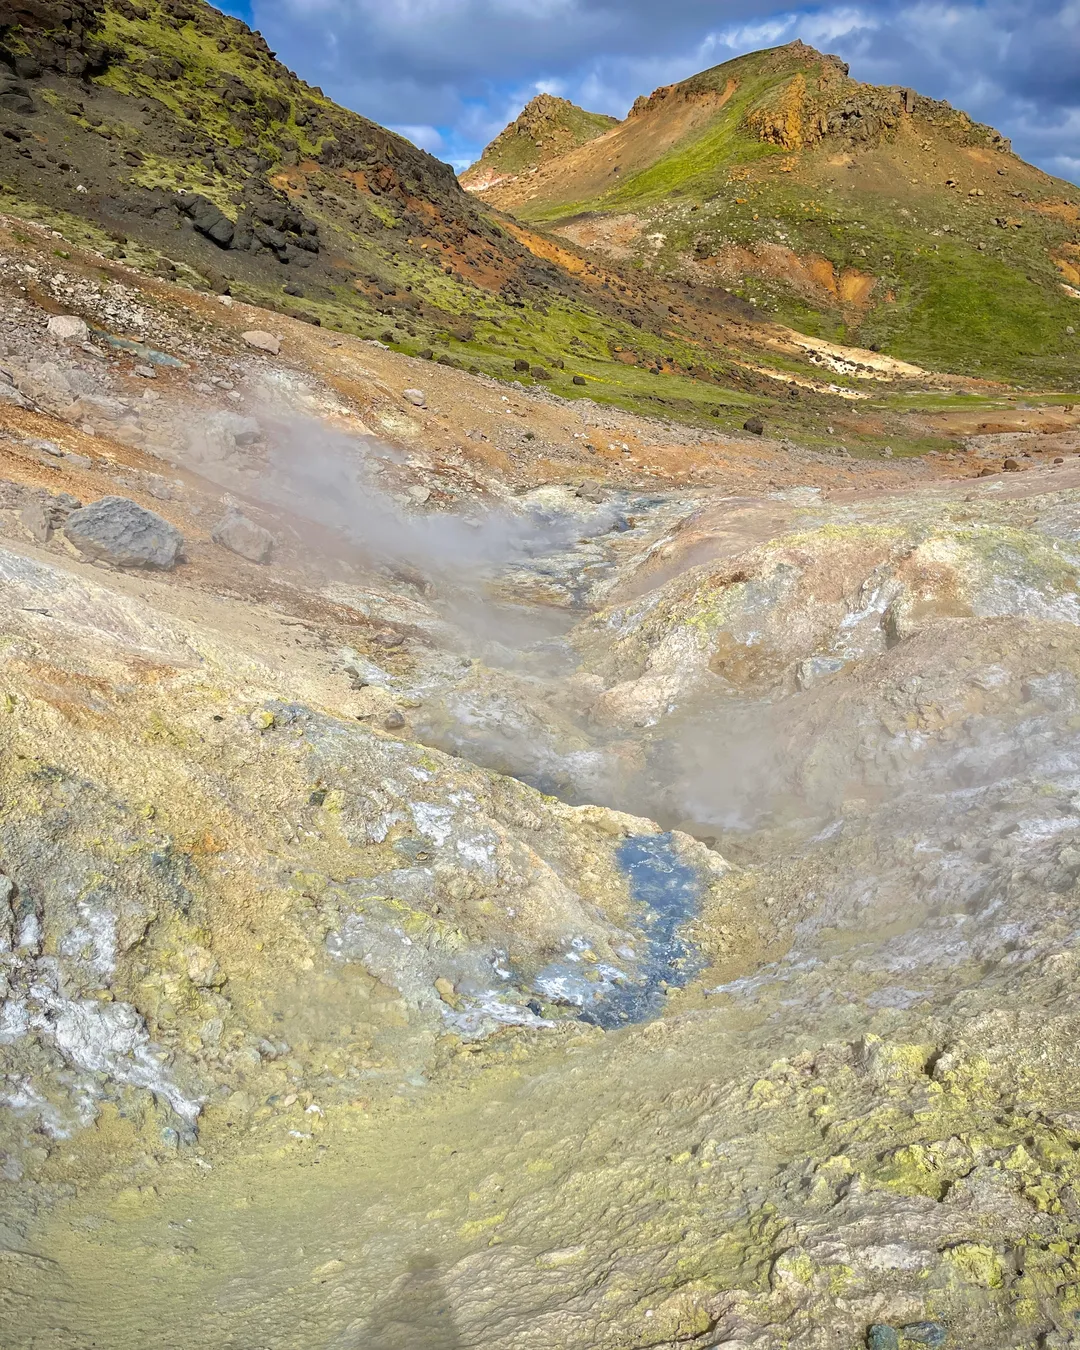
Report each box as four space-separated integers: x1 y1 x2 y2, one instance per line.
462 41 1080 384
461 92 617 191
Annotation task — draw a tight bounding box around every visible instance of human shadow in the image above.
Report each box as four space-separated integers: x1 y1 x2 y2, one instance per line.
360 1253 464 1350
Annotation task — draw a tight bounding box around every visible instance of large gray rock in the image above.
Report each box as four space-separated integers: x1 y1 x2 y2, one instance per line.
63 496 184 569
211 509 273 563
47 315 90 342
242 330 280 355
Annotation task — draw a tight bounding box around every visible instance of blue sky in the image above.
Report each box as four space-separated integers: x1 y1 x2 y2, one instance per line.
214 0 1079 184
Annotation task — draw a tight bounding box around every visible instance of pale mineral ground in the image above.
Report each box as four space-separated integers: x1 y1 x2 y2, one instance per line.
3 215 1080 1350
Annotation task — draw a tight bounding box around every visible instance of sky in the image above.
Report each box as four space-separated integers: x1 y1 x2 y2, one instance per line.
215 0 1080 183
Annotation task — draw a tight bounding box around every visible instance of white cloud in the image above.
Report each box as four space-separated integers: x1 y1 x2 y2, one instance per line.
248 0 1080 183
391 123 446 153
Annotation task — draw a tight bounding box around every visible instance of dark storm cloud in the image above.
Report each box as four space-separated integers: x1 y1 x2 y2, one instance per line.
240 0 1080 180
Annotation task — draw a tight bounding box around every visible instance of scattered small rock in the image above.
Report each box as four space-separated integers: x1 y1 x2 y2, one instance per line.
866 1328 899 1350
900 1324 946 1348
576 479 604 503
402 389 426 407
242 330 281 355
383 709 405 731
433 976 458 1005
63 496 184 569
743 417 764 435
513 358 530 373
134 364 156 379
47 315 89 342
407 485 431 503
249 709 275 730
373 630 404 648
1003 457 1021 472
572 375 587 386
211 509 273 563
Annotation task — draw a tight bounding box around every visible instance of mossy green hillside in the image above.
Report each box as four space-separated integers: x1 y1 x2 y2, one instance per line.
477 41 1080 386
0 0 936 439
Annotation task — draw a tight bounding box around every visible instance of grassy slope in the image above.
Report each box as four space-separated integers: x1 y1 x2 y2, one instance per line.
0 1 897 441
2 7 1067 453
497 46 1080 387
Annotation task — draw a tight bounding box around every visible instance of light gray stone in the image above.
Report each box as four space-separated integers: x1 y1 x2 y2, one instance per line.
211 510 273 564
242 330 280 355
47 315 90 342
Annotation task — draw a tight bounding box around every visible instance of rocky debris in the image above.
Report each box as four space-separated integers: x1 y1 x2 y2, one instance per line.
211 508 273 563
402 388 426 407
187 411 261 463
47 315 90 342
576 479 604 503
62 496 184 568
242 330 280 355
1003 456 1021 471
19 491 80 543
744 416 765 435
383 709 405 730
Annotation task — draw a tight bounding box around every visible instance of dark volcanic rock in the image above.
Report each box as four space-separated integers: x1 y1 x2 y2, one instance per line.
176 192 234 247
0 73 33 113
63 496 184 568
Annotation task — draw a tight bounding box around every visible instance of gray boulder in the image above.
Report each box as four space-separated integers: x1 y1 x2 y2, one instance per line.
48 315 90 342
211 510 273 563
63 496 184 569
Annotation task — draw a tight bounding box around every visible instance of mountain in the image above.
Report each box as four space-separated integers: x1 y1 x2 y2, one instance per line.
461 92 617 193
4 1 955 446
0 0 764 413
466 41 1080 385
